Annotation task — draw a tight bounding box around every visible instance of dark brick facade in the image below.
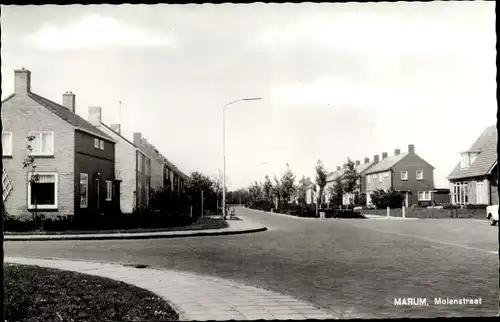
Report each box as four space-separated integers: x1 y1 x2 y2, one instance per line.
392 154 435 206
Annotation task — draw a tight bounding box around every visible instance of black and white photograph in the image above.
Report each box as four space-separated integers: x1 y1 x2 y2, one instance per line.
0 1 498 320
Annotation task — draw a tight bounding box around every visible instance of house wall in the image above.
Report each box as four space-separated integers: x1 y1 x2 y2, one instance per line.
365 170 392 193
74 130 115 216
1 94 75 219
450 177 491 205
392 154 434 206
97 126 137 214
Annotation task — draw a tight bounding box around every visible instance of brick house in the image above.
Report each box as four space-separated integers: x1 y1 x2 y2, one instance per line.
364 144 435 207
132 133 189 194
447 125 498 206
1 68 118 219
88 107 152 213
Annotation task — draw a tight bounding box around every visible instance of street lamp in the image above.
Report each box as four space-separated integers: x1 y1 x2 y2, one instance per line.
223 97 262 219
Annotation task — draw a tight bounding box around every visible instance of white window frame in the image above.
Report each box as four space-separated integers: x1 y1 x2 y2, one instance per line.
384 172 389 178
27 172 58 210
99 140 105 150
401 170 408 181
2 131 13 157
106 180 112 201
80 173 88 208
452 182 469 206
476 181 485 204
418 191 431 201
28 131 55 156
94 138 99 148
378 173 383 183
416 170 423 180
367 176 371 184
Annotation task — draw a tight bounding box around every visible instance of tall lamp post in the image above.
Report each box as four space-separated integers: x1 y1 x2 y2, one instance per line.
223 97 262 219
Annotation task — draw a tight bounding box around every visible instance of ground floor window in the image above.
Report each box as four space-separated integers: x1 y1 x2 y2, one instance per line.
28 172 58 210
475 181 486 204
451 182 468 205
106 180 112 201
418 191 432 201
80 173 88 208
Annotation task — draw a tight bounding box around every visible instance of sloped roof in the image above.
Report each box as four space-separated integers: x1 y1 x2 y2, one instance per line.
100 123 135 148
364 153 408 175
28 92 114 142
448 125 497 180
356 162 375 175
326 169 346 183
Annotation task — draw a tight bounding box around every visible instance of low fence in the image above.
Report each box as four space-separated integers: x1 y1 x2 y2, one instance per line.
361 207 487 220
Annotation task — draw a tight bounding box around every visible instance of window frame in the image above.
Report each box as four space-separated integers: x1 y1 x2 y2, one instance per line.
401 170 408 181
80 173 89 208
2 131 13 157
476 181 485 204
367 175 371 184
99 140 105 150
27 172 58 210
416 170 423 180
94 138 99 149
106 180 112 201
378 173 383 183
418 191 431 201
28 131 55 156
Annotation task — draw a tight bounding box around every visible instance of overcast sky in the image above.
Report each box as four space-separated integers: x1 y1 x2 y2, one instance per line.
1 2 496 190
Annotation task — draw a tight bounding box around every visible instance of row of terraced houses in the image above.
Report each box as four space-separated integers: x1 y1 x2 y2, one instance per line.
306 125 498 208
1 68 189 219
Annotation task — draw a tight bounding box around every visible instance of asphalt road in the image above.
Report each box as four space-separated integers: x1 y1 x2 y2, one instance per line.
5 207 499 318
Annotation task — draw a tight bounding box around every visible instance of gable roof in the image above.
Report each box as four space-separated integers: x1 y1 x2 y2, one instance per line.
447 125 497 180
27 92 114 142
326 168 346 183
355 162 376 176
100 123 135 148
364 153 408 175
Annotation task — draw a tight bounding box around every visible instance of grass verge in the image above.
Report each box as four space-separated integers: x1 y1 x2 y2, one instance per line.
6 218 228 235
5 263 179 321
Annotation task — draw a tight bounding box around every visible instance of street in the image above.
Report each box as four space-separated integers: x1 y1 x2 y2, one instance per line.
5 207 498 318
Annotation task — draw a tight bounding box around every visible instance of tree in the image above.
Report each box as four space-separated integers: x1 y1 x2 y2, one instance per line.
329 176 344 207
272 176 281 208
185 171 217 216
297 176 312 206
263 175 273 201
342 158 359 207
315 160 328 206
280 164 296 204
370 189 405 209
22 135 40 228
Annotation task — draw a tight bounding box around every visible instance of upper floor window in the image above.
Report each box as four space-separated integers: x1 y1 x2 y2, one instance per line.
99 140 104 150
94 138 104 150
416 170 423 180
378 173 383 183
94 138 99 149
2 132 13 157
28 131 54 156
401 170 408 181
384 172 389 178
460 152 479 170
367 176 371 184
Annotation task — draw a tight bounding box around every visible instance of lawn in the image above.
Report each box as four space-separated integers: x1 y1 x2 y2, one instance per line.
5 218 228 235
4 263 179 321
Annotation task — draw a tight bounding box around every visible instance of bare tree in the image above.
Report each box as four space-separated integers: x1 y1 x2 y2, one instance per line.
315 160 328 207
22 135 40 228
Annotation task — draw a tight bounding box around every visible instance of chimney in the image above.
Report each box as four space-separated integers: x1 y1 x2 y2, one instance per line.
133 133 142 145
337 166 341 171
373 154 380 164
88 107 102 126
62 91 76 113
110 124 121 135
364 157 370 164
355 160 360 166
395 148 401 155
343 163 347 169
382 152 388 159
15 68 31 93
408 144 415 154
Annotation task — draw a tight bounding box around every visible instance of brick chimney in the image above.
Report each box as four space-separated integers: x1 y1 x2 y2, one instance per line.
364 157 370 164
110 124 121 135
355 160 360 166
337 166 341 171
382 152 388 159
373 154 380 164
88 107 102 126
133 133 142 145
395 148 401 155
343 163 347 169
408 144 415 154
15 68 31 93
62 91 76 113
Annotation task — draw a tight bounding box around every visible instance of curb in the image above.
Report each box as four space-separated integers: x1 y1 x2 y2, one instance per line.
246 207 368 220
4 225 267 242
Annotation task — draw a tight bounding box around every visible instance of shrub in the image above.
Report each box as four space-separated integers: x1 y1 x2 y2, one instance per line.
465 204 488 209
370 189 405 209
250 199 274 212
442 203 459 209
42 215 73 231
324 209 365 219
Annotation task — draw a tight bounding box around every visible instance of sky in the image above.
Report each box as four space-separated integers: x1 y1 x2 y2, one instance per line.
1 2 497 190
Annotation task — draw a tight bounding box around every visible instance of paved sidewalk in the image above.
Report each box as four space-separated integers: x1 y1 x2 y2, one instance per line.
362 214 418 220
4 218 267 241
5 257 336 321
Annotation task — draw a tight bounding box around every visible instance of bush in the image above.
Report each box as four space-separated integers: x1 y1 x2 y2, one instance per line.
370 189 405 209
324 210 365 219
249 199 274 212
42 215 73 231
442 203 459 209
465 204 488 209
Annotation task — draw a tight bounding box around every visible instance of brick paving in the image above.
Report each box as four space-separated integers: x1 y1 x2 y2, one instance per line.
5 257 336 321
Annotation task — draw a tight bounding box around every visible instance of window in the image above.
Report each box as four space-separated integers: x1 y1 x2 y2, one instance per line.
384 172 389 178
378 173 383 183
452 182 469 205
106 180 112 201
418 191 431 201
99 140 104 150
476 181 485 204
416 170 423 180
27 172 58 209
460 152 479 170
95 178 100 210
367 176 371 184
2 132 12 156
401 171 408 180
29 131 54 156
80 173 88 208
94 138 99 148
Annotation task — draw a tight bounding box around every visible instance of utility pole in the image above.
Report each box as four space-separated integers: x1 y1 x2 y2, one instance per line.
118 100 122 124
201 190 204 219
